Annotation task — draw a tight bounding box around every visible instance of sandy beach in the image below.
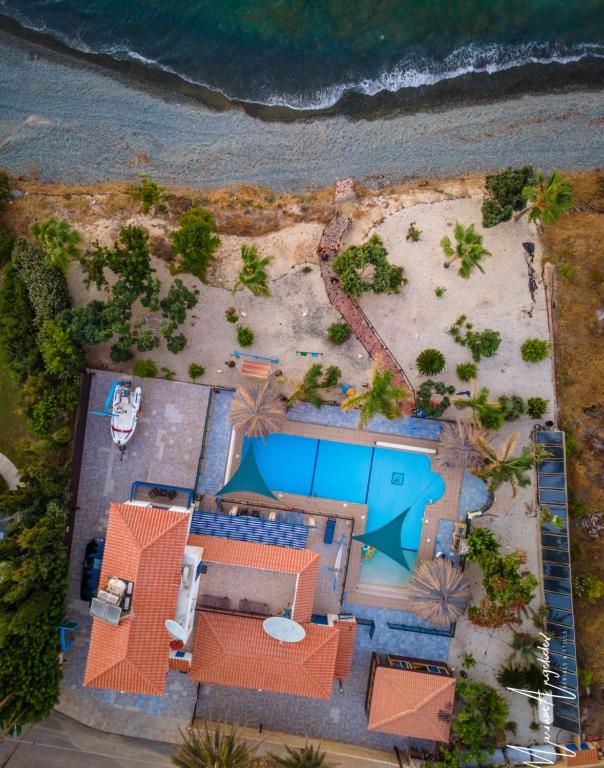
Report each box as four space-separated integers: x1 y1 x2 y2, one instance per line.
0 30 603 192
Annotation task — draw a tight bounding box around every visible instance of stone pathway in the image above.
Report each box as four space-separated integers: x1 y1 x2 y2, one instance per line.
0 452 20 490
317 212 415 408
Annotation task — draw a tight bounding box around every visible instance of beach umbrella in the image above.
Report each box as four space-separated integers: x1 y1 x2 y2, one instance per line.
332 537 345 591
229 381 284 440
434 419 486 472
408 558 471 627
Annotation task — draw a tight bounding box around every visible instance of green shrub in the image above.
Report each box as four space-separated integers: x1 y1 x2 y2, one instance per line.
573 572 604 603
189 363 205 380
110 339 134 363
128 175 165 213
415 380 455 418
237 326 254 347
527 397 549 419
327 322 351 344
333 235 406 297
166 332 187 354
449 315 501 362
11 238 70 325
0 264 42 382
38 319 85 379
160 367 175 380
456 362 478 381
434 286 446 298
159 278 198 324
521 338 550 363
170 207 220 283
225 306 239 323
481 166 535 227
416 348 445 376
558 263 575 280
406 223 421 242
569 496 588 520
498 394 525 422
30 218 82 271
0 225 14 266
132 358 158 377
301 265 312 274
0 170 10 211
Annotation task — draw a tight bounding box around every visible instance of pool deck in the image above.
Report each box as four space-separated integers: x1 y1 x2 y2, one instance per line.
219 418 464 611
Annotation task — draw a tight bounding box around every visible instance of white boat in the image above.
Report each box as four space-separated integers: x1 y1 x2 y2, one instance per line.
110 383 141 448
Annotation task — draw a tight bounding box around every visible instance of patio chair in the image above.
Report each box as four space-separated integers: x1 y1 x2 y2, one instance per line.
324 517 336 544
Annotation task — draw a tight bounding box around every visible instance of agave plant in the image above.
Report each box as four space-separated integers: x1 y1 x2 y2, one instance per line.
30 217 81 270
435 420 487 472
341 367 409 429
268 743 336 768
172 722 262 768
440 223 491 278
407 558 471 627
520 170 573 226
233 244 273 296
229 381 284 439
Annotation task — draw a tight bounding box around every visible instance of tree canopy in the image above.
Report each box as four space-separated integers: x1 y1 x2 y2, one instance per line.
332 235 405 297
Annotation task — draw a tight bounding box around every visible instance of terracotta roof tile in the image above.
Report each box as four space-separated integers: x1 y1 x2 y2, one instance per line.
190 611 339 699
84 503 190 695
368 667 456 742
187 535 319 622
333 619 357 679
564 747 600 767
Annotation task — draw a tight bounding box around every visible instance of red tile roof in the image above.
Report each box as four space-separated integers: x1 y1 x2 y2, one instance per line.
187 535 319 622
190 611 339 699
84 502 190 695
333 619 357 680
368 667 456 742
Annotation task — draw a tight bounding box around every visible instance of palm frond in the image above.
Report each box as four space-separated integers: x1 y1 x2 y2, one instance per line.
408 559 471 627
229 382 284 439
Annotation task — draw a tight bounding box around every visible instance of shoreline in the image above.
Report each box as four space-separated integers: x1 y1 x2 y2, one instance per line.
1 28 602 192
1 13 603 123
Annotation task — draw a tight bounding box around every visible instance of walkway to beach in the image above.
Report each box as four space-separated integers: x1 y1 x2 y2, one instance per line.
317 211 415 406
0 452 20 490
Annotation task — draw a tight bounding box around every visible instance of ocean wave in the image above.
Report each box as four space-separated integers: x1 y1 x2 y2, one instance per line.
2 9 603 111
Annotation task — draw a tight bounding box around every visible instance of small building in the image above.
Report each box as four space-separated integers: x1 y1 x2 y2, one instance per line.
365 652 455 743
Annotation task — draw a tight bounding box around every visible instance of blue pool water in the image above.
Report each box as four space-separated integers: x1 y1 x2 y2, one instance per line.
244 434 445 588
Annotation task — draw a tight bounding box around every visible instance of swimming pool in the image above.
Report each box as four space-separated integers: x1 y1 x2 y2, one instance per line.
243 434 445 589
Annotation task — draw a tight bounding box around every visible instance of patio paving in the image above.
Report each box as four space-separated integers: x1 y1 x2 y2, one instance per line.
196 387 235 495
58 370 210 739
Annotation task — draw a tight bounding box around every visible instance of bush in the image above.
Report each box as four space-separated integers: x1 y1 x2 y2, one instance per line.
406 223 421 242
573 572 604 603
0 170 10 211
569 496 589 520
449 315 501 362
189 363 205 380
170 207 220 282
64 301 113 346
159 278 198 324
160 367 175 380
0 224 14 266
327 322 351 344
332 235 406 297
38 319 85 379
416 380 455 418
110 339 134 363
166 332 187 354
434 286 446 298
225 306 239 323
521 338 550 363
456 362 478 381
498 394 525 422
481 166 535 227
128 176 165 213
416 348 445 376
12 238 70 325
132 358 158 377
0 264 42 382
237 326 254 347
527 397 549 419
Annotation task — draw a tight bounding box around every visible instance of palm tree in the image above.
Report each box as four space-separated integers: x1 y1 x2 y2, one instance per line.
496 661 527 689
233 245 273 296
440 223 491 278
519 170 573 226
229 382 284 439
30 217 81 270
287 364 341 409
507 632 541 666
435 419 487 472
268 743 337 768
454 385 504 431
173 722 262 768
475 434 549 497
341 367 409 429
407 558 471 627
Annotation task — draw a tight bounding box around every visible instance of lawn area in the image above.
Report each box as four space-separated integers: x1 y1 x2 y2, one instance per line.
542 170 604 734
0 357 28 467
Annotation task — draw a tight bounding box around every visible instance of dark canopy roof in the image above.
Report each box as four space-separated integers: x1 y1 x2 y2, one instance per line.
353 508 415 571
216 444 277 500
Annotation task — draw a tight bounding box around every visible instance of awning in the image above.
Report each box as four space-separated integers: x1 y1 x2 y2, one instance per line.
353 508 415 571
216 444 277 500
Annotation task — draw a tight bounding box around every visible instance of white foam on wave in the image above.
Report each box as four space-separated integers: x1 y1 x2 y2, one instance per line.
3 9 603 111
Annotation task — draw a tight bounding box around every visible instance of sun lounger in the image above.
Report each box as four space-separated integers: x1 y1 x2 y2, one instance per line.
324 517 336 544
